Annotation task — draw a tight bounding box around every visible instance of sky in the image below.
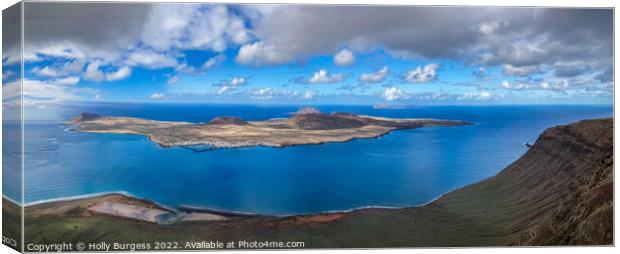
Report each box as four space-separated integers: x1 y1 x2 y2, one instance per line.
1 3 614 109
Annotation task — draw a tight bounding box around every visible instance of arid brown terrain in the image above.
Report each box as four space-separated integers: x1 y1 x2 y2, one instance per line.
69 111 469 149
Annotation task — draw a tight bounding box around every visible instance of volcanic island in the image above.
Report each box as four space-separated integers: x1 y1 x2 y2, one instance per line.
68 109 471 149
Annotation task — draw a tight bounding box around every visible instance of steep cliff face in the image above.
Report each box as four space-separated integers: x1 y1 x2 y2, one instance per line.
510 119 613 245
431 118 613 245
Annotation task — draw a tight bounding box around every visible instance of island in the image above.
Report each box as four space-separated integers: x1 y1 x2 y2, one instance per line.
67 108 470 149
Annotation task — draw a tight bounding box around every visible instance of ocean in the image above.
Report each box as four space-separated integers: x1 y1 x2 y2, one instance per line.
12 104 613 215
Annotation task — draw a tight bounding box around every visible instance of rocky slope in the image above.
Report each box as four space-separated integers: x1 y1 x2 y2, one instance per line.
207 116 249 126
428 118 613 245
292 112 468 130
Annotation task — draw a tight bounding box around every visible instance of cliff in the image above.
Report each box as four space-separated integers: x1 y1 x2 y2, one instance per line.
427 118 613 245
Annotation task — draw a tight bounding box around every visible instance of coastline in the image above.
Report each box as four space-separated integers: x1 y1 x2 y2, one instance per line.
15 179 468 221
69 112 471 149
72 120 472 151
1 195 21 206
20 191 407 218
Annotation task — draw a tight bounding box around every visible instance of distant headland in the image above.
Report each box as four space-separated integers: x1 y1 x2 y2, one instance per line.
68 107 471 149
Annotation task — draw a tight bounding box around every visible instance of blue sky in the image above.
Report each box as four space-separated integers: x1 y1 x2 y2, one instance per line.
2 4 614 108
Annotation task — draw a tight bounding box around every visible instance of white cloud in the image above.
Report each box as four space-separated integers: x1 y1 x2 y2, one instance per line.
54 76 80 86
149 93 166 100
308 69 345 84
218 86 233 95
248 87 303 100
173 63 197 74
83 62 105 81
251 87 279 99
22 52 43 63
473 67 487 78
6 78 82 102
32 66 59 77
216 77 252 96
62 60 86 73
478 21 505 35
479 91 492 99
188 5 249 51
127 50 178 69
405 63 439 83
167 75 180 84
303 90 319 99
500 80 528 90
202 54 226 70
2 70 14 80
230 77 246 86
382 87 411 101
540 80 569 91
501 80 511 89
106 66 132 81
32 61 87 80
2 80 23 100
2 53 21 65
83 62 131 82
255 88 274 95
217 77 248 87
231 88 321 101
34 42 87 60
333 49 355 67
236 41 292 66
23 3 252 76
458 91 499 101
502 64 541 77
360 66 389 83
17 79 84 102
141 5 250 52
141 5 194 51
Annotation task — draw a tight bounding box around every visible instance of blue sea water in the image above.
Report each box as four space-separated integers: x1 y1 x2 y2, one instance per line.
17 104 612 215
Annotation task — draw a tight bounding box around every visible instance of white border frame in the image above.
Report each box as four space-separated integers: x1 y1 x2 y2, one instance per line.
1 1 617 254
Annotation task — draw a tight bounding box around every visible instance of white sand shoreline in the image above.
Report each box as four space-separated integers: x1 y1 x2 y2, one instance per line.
18 191 448 218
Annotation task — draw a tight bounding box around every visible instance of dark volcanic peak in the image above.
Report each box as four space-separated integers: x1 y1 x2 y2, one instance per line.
72 112 101 122
330 112 363 119
293 112 368 130
207 116 249 126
